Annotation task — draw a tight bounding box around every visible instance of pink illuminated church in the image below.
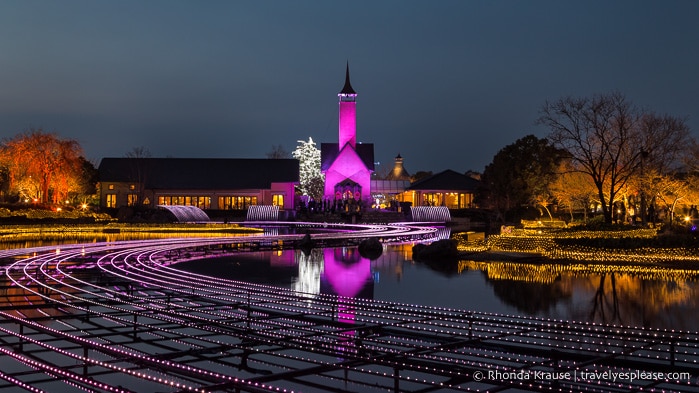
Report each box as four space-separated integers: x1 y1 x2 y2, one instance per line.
320 64 375 206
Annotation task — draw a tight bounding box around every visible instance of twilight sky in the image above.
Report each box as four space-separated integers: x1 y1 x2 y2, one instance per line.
1 1 697 175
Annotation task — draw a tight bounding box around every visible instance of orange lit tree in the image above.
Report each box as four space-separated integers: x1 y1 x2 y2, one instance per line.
549 160 598 221
539 92 691 225
0 129 85 204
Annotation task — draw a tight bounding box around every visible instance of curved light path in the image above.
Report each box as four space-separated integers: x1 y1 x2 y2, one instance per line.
0 222 698 393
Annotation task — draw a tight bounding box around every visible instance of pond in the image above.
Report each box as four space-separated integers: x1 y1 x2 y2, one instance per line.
2 229 698 332
2 229 697 393
176 243 699 332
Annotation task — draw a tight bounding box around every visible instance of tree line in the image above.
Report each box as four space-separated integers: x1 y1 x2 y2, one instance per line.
1 91 693 225
480 91 694 225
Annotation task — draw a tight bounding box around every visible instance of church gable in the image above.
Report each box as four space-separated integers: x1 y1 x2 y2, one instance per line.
325 143 372 179
320 143 375 172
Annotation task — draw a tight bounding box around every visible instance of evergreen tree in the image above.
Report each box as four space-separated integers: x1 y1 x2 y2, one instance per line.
292 137 324 200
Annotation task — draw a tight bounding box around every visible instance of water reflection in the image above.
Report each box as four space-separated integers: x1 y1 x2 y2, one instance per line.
456 259 699 330
3 233 698 332
294 248 324 295
322 248 373 298
0 260 94 323
0 230 257 250
178 246 375 300
175 244 376 358
178 245 699 331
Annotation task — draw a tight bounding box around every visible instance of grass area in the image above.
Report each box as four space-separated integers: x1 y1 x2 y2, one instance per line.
0 206 113 221
0 206 264 237
454 225 699 265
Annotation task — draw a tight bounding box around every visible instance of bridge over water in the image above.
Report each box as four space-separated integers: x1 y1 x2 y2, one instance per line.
0 223 697 392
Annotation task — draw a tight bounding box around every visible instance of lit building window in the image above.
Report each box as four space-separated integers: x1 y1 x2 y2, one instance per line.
445 193 458 209
273 194 284 207
108 184 114 190
459 193 473 208
217 196 258 210
127 194 138 206
157 196 211 209
422 193 442 206
129 184 135 190
106 194 117 208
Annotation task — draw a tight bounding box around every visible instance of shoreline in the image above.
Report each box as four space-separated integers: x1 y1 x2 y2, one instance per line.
2 222 698 270
458 249 699 270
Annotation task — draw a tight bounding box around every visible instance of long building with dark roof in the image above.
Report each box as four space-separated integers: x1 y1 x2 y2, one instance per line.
97 157 299 211
405 169 479 208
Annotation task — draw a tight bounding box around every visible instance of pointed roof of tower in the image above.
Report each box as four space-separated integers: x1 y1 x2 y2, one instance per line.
339 62 357 95
386 153 411 181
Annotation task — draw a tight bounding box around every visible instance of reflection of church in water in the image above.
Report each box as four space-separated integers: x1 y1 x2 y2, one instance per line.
292 247 374 331
292 248 374 300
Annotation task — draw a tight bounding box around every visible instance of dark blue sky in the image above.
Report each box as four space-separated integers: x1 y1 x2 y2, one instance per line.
1 1 697 175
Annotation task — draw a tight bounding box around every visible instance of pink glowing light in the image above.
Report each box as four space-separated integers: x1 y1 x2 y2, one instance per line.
322 247 371 298
338 99 356 148
323 145 373 201
322 65 373 202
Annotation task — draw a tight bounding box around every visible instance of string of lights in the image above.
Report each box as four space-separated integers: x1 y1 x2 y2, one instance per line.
0 224 696 392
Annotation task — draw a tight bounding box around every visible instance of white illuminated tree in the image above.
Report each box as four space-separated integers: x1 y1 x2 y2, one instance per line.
292 137 324 200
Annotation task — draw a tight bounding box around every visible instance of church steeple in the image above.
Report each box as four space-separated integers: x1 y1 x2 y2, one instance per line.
338 62 357 148
322 63 374 204
339 62 357 96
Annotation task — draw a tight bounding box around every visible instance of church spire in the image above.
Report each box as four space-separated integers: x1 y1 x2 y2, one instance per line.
338 62 357 148
339 61 356 95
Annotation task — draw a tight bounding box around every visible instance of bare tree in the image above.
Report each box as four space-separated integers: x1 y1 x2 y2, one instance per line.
638 113 690 174
125 146 151 160
539 92 691 224
266 144 291 159
651 173 697 223
685 140 699 173
549 160 598 221
636 113 692 223
124 146 152 206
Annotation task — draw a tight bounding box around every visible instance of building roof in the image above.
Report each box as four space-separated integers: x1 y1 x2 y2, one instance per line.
339 62 357 95
98 158 299 190
371 180 410 194
320 143 375 172
385 154 411 181
408 169 480 192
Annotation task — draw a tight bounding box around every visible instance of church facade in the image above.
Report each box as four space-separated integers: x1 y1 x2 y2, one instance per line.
320 65 375 205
